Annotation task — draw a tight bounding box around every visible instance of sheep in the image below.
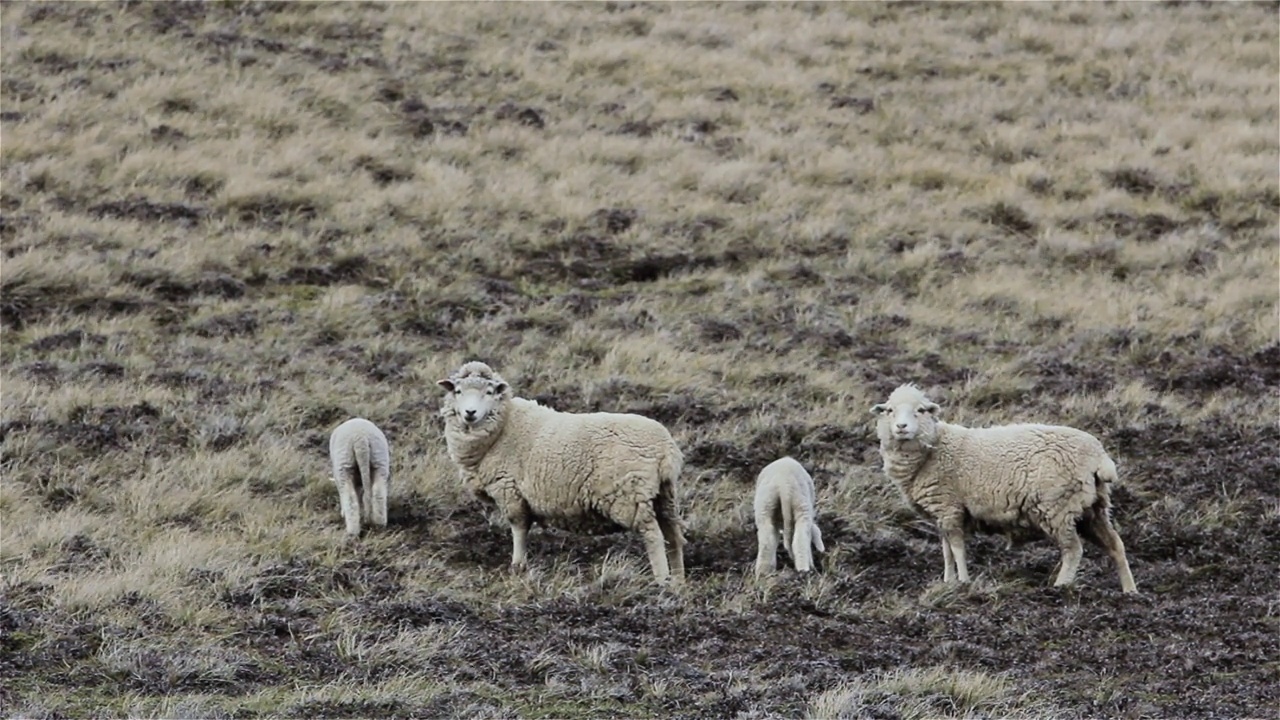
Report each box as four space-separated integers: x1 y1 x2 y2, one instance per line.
437 361 687 585
871 383 1137 593
328 418 391 538
754 456 826 578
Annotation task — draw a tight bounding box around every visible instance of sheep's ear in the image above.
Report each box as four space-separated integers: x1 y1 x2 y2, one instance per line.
437 379 456 392
870 403 889 415
923 401 941 415
493 381 508 395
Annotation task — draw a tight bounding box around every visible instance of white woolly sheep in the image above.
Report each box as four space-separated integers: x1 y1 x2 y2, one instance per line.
871 383 1137 593
754 456 826 578
328 417 391 538
437 361 687 585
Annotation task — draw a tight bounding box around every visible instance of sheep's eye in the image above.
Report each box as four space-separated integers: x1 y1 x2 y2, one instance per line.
917 407 927 413
486 388 494 396
454 389 461 395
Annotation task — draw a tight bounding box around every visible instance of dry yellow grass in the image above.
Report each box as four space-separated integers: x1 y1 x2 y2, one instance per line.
1 2 1277 718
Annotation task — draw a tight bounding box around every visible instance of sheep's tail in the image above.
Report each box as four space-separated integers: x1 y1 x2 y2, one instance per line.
353 435 373 517
1092 454 1119 509
1078 453 1120 546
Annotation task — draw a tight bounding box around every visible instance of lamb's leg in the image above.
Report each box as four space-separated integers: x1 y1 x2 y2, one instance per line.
336 470 362 538
780 507 795 561
1090 511 1137 593
754 519 779 578
791 520 814 573
939 516 969 583
1053 525 1084 587
370 467 389 529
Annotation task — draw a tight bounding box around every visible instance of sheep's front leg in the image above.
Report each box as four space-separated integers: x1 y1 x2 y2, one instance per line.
941 536 956 583
509 513 532 573
939 516 970 583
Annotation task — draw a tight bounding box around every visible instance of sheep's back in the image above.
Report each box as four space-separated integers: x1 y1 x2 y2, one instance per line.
936 423 1108 528
754 458 816 521
515 405 677 523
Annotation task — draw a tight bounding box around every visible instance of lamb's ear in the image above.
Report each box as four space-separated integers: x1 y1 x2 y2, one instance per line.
493 381 509 395
437 379 456 392
923 401 941 415
870 403 889 415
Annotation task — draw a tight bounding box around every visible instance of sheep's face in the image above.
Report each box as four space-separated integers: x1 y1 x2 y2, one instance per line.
438 376 509 428
872 385 940 444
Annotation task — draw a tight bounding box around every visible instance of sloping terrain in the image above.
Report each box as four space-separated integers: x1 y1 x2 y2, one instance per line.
1 2 1277 718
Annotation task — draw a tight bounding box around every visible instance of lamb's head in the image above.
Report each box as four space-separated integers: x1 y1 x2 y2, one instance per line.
871 383 941 446
438 362 510 430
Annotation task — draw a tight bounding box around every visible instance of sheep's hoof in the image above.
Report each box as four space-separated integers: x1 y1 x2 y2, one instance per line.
508 562 528 575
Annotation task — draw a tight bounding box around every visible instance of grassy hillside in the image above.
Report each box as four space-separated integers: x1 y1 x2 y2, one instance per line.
1 2 1277 718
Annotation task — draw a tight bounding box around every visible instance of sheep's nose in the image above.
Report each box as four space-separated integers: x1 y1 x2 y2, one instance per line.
464 409 477 420
895 422 908 430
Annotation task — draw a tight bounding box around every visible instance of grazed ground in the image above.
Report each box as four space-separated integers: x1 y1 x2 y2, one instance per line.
1 2 1277 719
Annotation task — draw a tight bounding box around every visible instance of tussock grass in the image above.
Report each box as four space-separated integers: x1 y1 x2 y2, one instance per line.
1 2 1276 718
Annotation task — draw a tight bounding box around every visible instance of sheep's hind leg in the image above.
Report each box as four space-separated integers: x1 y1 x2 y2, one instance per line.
337 471 362 538
754 519 779 578
1090 510 1137 593
941 537 956 583
655 482 685 583
791 521 815 573
618 501 670 585
657 511 685 583
370 468 389 529
1053 525 1084 587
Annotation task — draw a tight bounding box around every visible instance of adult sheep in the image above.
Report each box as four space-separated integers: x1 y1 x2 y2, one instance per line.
328 417 391 539
754 456 826 578
437 361 687 585
871 383 1137 593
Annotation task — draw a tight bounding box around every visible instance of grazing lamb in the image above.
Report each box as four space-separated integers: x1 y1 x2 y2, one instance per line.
754 457 826 578
437 361 687 585
328 418 391 538
871 383 1137 593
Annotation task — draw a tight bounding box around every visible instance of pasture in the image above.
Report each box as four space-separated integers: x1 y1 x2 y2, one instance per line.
1 2 1277 718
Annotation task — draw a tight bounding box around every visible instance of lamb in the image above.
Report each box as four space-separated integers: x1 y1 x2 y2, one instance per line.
437 361 687 585
871 383 1137 593
328 418 391 538
754 457 826 578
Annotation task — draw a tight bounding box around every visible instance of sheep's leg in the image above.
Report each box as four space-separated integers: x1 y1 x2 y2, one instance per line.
1090 511 1137 593
336 471 362 538
791 520 814 573
655 481 685 583
509 514 532 573
657 512 685 583
638 512 672 585
754 520 779 578
1053 526 1084 587
941 537 956 583
939 517 969 583
780 508 795 561
370 467 389 528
